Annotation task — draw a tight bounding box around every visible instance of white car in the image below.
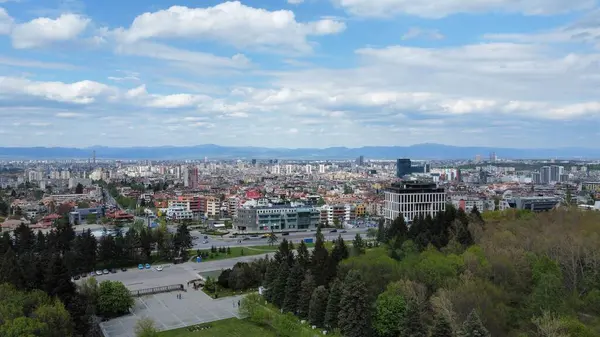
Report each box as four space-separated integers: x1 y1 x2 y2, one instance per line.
155 266 163 272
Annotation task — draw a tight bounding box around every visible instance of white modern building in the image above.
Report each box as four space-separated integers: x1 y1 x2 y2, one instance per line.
165 206 193 220
384 181 447 224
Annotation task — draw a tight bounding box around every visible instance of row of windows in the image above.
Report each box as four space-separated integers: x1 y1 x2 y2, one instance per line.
385 192 446 203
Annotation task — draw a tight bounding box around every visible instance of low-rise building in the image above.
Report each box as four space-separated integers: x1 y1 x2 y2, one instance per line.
235 206 320 232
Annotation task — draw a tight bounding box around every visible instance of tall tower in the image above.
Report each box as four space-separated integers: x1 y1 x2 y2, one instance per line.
92 150 96 165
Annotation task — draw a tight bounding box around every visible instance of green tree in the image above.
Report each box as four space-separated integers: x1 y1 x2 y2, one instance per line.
338 270 371 337
0 317 47 337
296 240 310 269
282 262 304 313
431 313 455 337
297 272 316 320
263 261 279 302
272 261 290 307
1 248 23 287
386 215 407 243
324 279 342 329
75 183 84 194
373 283 406 337
135 317 159 337
268 231 279 246
311 228 330 286
173 224 193 260
33 299 73 337
97 280 134 318
398 300 425 337
458 310 490 337
352 233 365 255
308 285 329 328
377 219 386 242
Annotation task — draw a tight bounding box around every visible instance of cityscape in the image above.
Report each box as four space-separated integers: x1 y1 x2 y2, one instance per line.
2 0 600 337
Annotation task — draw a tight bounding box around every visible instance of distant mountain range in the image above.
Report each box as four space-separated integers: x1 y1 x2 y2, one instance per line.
0 144 598 160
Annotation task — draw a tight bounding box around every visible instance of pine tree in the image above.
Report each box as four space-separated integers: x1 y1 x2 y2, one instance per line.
263 261 279 302
377 218 386 242
431 313 454 337
338 270 371 337
0 247 23 287
272 261 290 307
296 240 310 269
44 253 76 302
297 272 316 320
386 215 407 243
352 233 365 255
398 300 426 337
458 310 490 337
308 286 329 328
311 228 329 286
282 262 304 313
324 279 342 330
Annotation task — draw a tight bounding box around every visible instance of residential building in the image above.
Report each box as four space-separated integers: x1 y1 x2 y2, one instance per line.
165 206 194 220
540 166 551 184
550 165 564 182
235 206 320 232
384 181 446 224
320 204 356 226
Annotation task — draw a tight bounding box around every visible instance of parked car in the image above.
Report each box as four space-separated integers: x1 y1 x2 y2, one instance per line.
81 273 88 278
138 264 144 270
109 268 117 274
204 235 208 239
145 263 151 269
340 230 347 233
95 270 103 276
102 269 109 275
282 232 290 236
330 229 338 233
155 265 163 272
203 240 209 244
121 267 127 272
73 275 81 280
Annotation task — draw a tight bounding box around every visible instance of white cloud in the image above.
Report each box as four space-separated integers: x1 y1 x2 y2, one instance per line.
11 13 90 49
0 8 14 35
332 0 595 18
115 1 345 52
0 76 115 104
402 27 444 40
288 0 304 4
55 112 83 118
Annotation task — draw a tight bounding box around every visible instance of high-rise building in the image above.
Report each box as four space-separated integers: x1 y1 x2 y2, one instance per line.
384 181 446 224
550 165 564 183
305 164 312 174
356 156 365 166
318 164 326 174
540 166 551 184
285 165 293 175
396 159 430 178
531 172 541 184
187 166 199 189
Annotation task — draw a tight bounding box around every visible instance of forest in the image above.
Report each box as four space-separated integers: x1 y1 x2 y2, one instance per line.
238 207 600 337
0 215 193 336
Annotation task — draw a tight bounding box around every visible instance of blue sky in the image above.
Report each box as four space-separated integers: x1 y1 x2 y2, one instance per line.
0 0 598 148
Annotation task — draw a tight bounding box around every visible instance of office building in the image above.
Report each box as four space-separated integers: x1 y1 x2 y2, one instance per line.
356 155 365 166
384 181 446 224
187 166 199 189
235 206 320 232
506 197 560 212
396 159 430 178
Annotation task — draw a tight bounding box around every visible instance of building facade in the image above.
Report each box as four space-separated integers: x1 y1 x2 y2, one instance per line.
235 206 320 232
396 159 430 178
384 181 446 224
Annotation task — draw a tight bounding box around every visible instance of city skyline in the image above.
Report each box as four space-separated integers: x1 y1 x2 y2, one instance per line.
0 0 599 148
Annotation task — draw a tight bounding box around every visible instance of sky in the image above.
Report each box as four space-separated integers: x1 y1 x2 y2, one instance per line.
0 0 599 149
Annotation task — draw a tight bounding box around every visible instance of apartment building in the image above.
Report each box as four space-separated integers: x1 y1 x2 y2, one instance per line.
384 181 446 224
165 206 194 221
320 204 356 226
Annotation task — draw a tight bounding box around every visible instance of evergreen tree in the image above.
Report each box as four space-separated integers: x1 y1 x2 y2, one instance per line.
338 270 371 337
352 233 365 255
296 240 310 269
458 309 490 337
173 224 193 259
34 231 46 254
324 279 342 329
386 215 408 243
377 218 385 242
308 286 329 328
263 261 279 302
398 300 426 337
330 235 349 263
13 223 35 256
0 231 13 254
272 261 290 307
297 272 316 320
431 313 454 337
0 247 23 287
44 253 75 302
311 228 329 286
282 262 304 313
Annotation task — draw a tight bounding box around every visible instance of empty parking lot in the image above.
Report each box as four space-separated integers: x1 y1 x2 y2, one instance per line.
100 289 243 337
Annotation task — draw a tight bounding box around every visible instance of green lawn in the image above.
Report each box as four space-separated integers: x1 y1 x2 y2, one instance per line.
158 318 277 337
201 287 254 299
189 246 278 262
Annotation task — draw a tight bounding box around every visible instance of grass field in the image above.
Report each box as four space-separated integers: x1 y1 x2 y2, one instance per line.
158 318 277 337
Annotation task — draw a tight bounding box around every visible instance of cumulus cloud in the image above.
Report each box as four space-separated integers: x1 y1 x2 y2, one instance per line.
332 0 595 18
0 8 13 34
11 13 90 49
402 27 444 40
114 1 345 52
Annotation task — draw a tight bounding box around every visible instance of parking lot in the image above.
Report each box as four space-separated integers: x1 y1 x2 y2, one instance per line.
89 264 199 291
100 289 243 337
